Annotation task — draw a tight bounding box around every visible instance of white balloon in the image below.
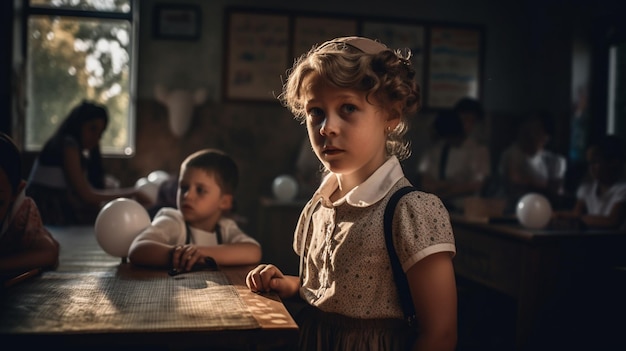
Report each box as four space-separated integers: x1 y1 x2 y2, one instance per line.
135 177 159 204
135 177 150 187
516 193 553 229
147 170 170 186
272 175 299 202
95 198 152 258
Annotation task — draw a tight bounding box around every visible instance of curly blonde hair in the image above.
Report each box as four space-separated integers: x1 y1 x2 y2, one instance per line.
278 37 421 161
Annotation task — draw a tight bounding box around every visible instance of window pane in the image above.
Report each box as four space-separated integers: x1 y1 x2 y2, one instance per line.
608 43 626 139
26 15 134 155
29 0 131 13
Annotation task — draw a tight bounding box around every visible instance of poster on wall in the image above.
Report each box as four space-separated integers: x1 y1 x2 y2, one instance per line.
225 12 289 101
362 22 426 94
293 17 358 58
427 27 481 109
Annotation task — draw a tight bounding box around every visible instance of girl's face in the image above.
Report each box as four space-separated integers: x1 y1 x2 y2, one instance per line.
176 167 232 229
81 118 106 150
586 146 620 185
303 76 393 186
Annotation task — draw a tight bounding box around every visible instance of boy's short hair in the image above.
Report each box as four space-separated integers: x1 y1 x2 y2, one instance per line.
453 97 484 120
434 110 465 138
0 132 22 194
180 149 239 194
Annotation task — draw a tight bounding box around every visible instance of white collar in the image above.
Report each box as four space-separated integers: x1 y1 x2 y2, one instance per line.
314 156 404 208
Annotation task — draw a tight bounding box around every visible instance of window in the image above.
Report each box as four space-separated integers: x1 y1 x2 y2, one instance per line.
22 0 138 156
607 43 626 139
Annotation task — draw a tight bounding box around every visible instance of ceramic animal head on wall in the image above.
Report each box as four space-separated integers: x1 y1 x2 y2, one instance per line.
154 84 208 137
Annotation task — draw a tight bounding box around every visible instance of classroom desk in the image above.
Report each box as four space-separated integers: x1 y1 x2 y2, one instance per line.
0 226 298 351
451 215 626 350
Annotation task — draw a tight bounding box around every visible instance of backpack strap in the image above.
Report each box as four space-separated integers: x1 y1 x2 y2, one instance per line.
383 185 419 326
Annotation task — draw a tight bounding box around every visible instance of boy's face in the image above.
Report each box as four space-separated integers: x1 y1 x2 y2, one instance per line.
0 169 15 226
176 167 232 229
458 112 477 134
520 121 549 155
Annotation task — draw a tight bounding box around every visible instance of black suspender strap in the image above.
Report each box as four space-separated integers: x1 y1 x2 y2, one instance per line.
216 224 222 244
383 186 419 326
185 223 191 244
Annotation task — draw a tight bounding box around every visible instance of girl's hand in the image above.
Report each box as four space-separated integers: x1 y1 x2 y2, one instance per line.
246 264 283 293
246 264 301 300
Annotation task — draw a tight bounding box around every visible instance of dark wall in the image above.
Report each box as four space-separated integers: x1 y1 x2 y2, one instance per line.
1 0 13 135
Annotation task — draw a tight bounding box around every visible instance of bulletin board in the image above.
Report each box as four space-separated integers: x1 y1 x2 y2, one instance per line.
293 16 358 58
427 26 482 109
362 21 426 97
224 11 289 102
223 8 484 109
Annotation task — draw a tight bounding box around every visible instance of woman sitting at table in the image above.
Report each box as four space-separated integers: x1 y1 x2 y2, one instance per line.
552 134 626 230
0 132 59 282
26 101 149 226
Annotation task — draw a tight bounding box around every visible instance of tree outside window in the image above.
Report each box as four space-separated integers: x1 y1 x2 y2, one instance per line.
23 0 137 155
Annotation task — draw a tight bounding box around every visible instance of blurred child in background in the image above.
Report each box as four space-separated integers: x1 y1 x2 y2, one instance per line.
0 132 59 284
417 108 490 213
498 111 566 212
553 134 626 230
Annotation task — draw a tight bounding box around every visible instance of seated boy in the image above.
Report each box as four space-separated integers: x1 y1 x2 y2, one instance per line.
0 132 60 283
128 149 261 272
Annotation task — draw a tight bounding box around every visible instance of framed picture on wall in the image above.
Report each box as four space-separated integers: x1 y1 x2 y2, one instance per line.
293 16 358 58
224 11 289 102
426 26 483 109
153 4 201 40
362 21 426 94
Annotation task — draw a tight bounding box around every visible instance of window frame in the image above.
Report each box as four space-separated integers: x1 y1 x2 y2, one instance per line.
18 0 139 157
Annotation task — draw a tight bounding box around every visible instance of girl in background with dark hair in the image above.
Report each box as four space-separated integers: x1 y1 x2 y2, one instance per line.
26 100 147 225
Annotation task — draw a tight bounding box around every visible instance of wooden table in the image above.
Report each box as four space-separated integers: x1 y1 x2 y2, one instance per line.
0 226 298 351
452 215 626 350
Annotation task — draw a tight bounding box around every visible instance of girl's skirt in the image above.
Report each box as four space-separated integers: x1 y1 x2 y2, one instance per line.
294 304 416 351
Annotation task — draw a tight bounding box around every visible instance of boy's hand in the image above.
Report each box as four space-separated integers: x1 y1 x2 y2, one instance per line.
171 244 203 272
